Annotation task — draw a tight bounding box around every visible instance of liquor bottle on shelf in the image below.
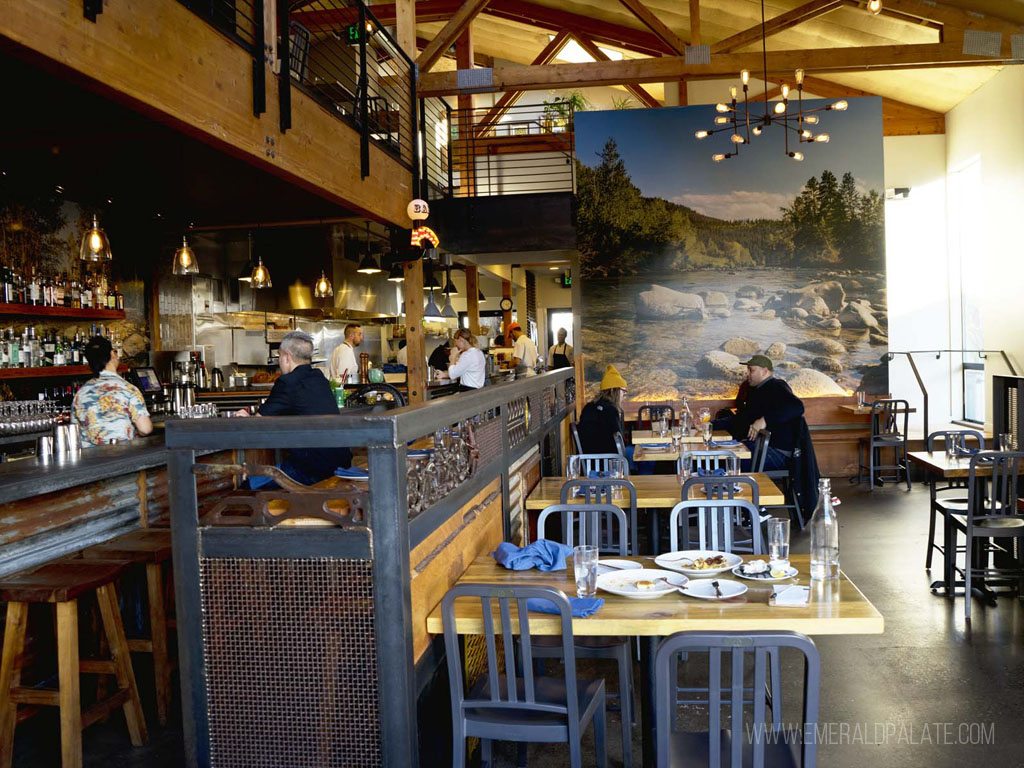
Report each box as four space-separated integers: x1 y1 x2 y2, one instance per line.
105 283 115 309
53 335 66 367
114 284 124 311
1 265 13 303
27 267 41 306
0 330 9 368
43 330 55 366
54 272 66 307
71 332 82 365
81 275 93 309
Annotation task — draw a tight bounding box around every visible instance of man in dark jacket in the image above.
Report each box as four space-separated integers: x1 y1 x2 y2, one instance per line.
715 355 805 470
235 330 351 485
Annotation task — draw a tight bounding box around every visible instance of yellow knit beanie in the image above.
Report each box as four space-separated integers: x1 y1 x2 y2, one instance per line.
600 364 627 390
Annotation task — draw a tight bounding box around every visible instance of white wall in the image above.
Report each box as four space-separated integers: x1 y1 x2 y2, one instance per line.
883 133 952 434
946 67 1024 428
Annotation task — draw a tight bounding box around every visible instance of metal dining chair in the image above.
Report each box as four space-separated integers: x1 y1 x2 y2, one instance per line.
947 451 1024 621
858 399 911 491
677 450 740 476
925 429 985 571
561 478 639 556
570 421 584 454
668 498 764 554
442 584 608 768
613 431 628 459
536 504 634 767
655 631 821 768
567 453 630 479
638 404 676 430
681 476 763 554
748 430 771 473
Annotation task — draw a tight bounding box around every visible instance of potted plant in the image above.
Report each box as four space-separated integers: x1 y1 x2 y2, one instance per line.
541 90 590 132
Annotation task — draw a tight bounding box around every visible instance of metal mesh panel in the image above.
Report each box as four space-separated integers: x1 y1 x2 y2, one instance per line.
542 385 556 423
199 556 381 767
565 376 576 408
475 413 503 467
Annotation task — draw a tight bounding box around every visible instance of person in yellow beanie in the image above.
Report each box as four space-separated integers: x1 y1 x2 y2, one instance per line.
577 365 627 454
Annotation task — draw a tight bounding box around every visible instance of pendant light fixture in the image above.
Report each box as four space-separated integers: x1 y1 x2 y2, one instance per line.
423 288 443 321
172 235 199 276
79 214 112 262
442 266 458 296
478 288 487 304
424 261 441 290
250 248 272 289
387 256 405 282
441 293 458 319
357 222 382 274
314 270 334 298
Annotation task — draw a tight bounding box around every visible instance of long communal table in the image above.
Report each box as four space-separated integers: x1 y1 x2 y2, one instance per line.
427 553 884 765
525 473 785 509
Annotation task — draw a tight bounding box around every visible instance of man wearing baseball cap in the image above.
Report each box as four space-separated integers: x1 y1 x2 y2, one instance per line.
717 354 806 471
507 322 538 374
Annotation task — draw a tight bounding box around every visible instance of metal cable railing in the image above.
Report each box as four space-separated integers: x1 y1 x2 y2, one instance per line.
287 0 416 172
178 0 261 49
420 97 451 199
442 102 576 198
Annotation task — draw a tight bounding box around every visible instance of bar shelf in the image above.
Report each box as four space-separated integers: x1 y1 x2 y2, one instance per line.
0 303 125 320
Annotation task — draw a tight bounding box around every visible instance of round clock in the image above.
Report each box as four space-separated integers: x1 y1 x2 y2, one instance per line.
499 298 513 311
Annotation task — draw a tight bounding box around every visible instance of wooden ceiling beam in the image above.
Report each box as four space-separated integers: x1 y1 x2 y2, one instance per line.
571 32 661 107
292 1 463 30
416 36 493 67
418 39 1018 96
845 0 1024 35
712 0 845 54
473 30 571 135
614 0 688 54
418 0 492 72
689 0 702 46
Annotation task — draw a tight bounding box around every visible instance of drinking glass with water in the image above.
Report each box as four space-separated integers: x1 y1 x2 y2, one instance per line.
573 545 599 598
766 518 790 566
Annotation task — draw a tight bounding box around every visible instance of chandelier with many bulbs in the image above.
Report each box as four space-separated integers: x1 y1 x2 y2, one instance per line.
693 0 880 163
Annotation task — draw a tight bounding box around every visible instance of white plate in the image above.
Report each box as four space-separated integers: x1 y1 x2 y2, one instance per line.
732 563 799 582
596 568 688 598
654 550 743 576
597 559 642 575
680 578 748 600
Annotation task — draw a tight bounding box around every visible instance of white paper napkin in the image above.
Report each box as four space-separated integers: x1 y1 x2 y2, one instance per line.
771 585 810 607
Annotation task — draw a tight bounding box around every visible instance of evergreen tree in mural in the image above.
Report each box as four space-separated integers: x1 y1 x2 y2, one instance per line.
782 171 884 267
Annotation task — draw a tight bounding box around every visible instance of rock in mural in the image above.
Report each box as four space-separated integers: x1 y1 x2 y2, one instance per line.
636 285 705 319
838 301 880 329
721 337 761 356
697 350 748 382
764 342 787 360
797 338 847 356
782 368 848 397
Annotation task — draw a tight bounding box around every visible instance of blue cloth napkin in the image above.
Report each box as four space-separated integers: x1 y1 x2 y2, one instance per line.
526 597 604 617
382 363 406 373
709 440 742 448
638 443 670 450
334 466 369 478
696 467 727 477
956 446 980 457
492 541 572 571
408 449 432 457
587 469 609 478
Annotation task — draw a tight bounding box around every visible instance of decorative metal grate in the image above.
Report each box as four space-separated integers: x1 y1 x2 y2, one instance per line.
474 412 504 468
565 377 576 408
199 557 381 767
507 396 530 448
542 385 556 423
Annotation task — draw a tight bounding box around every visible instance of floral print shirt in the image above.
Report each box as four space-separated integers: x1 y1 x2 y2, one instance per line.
72 370 150 447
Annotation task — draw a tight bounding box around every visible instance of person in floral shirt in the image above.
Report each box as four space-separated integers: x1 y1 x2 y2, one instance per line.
73 336 153 447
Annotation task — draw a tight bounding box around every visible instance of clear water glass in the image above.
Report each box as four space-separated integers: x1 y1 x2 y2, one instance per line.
945 434 959 463
767 518 791 565
573 545 599 598
998 433 1014 451
856 391 865 408
724 455 740 475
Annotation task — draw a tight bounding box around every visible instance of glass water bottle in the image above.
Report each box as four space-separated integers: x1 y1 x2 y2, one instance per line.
809 478 839 581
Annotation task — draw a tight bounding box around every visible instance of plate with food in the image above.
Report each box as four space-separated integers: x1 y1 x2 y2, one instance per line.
732 560 799 581
680 578 747 600
596 568 688 598
654 550 743 576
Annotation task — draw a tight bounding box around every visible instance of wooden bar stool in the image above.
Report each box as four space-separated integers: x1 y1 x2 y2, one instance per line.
0 561 148 768
79 529 174 726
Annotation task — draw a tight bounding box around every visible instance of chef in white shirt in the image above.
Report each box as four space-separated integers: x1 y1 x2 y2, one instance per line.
507 322 538 373
329 323 362 383
395 340 408 366
447 328 487 390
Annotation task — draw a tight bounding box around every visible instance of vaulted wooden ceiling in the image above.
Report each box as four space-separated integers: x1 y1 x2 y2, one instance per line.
299 0 1024 121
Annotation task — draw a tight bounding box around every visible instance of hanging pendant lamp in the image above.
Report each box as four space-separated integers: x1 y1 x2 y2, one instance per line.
357 222 382 274
423 288 443 321
172 236 199 276
478 288 487 304
314 270 334 298
250 255 272 289
387 259 405 282
80 214 112 262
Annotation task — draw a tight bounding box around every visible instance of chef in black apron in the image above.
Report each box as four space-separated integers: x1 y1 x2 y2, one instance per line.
547 327 574 370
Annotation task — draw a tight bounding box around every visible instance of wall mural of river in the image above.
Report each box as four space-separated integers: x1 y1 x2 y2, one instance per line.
574 99 888 402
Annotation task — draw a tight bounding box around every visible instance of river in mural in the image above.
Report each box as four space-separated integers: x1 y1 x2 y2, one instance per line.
581 267 888 401
573 99 888 403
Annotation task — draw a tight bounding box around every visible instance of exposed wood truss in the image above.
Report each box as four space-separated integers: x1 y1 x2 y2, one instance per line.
417 0 492 72
614 0 687 54
862 0 1024 34
712 0 845 54
570 33 661 108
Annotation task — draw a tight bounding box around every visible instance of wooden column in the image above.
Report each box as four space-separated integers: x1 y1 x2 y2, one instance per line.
501 279 512 333
465 265 480 334
405 258 427 404
689 0 702 45
455 28 476 197
394 0 416 57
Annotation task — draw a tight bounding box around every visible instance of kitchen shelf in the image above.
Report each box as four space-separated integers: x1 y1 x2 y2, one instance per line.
0 303 125 320
0 364 128 380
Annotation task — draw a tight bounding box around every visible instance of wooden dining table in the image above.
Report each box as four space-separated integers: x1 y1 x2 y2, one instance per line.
631 429 732 445
428 553 884 765
525 473 785 509
633 442 751 462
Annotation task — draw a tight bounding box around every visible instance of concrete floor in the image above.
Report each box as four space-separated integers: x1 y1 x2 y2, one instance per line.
9 481 1024 767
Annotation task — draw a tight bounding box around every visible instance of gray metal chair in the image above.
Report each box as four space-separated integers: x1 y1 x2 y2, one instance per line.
748 430 771 473
638 404 676 430
681 476 763 554
570 421 584 454
925 429 985 571
442 583 608 768
561 478 639 556
858 398 911 491
668 499 764 554
567 453 630 479
655 631 821 767
947 451 1024 621
613 431 628 459
677 450 740 476
536 504 634 767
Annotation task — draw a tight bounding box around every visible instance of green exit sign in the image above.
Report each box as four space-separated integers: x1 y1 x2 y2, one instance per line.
345 23 361 44
561 271 572 288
